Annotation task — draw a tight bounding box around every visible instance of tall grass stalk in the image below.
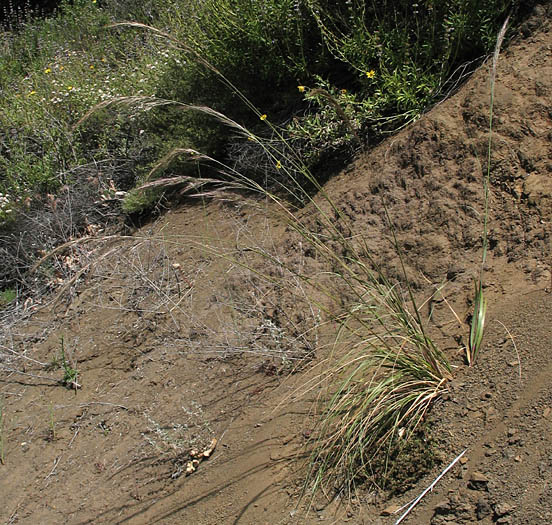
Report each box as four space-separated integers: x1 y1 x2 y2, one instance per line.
467 16 509 367
0 400 5 465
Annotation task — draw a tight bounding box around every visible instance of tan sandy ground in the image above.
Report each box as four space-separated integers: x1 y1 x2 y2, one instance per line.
1 9 551 525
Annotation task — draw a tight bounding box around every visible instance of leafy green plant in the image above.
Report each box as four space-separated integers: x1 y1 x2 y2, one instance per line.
301 1 517 129
0 289 16 308
58 336 80 391
467 280 488 365
122 186 164 215
285 79 365 164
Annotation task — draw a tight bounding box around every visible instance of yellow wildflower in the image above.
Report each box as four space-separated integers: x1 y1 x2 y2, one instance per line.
67 85 73 91
28 90 37 96
297 85 305 93
44 68 51 74
260 114 267 121
101 57 107 63
340 89 347 94
276 160 282 169
89 65 94 70
366 70 375 79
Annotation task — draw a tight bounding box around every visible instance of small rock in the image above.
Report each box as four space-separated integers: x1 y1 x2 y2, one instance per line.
380 504 401 516
495 502 515 517
476 499 492 519
507 428 517 437
457 502 473 512
448 493 462 505
468 471 489 490
459 456 468 465
507 360 519 367
434 500 451 515
468 409 484 419
543 407 551 419
470 471 489 483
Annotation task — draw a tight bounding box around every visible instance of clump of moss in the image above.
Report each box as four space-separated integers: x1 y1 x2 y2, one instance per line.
375 426 440 495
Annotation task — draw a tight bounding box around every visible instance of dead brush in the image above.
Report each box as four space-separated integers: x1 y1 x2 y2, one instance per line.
48 208 319 370
0 161 127 296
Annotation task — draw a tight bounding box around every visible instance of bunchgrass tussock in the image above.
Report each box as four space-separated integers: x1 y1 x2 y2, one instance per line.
304 242 452 496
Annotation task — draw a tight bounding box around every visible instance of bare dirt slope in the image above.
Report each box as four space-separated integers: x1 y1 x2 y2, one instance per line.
1 10 551 525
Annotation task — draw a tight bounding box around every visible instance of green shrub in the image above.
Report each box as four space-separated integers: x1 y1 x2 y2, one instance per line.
122 186 164 215
142 0 530 182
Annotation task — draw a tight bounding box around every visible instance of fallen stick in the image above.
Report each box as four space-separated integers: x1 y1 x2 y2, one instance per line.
394 448 467 525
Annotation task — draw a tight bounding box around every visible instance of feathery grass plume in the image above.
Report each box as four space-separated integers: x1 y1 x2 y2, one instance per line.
467 16 509 367
86 20 452 500
77 95 333 208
